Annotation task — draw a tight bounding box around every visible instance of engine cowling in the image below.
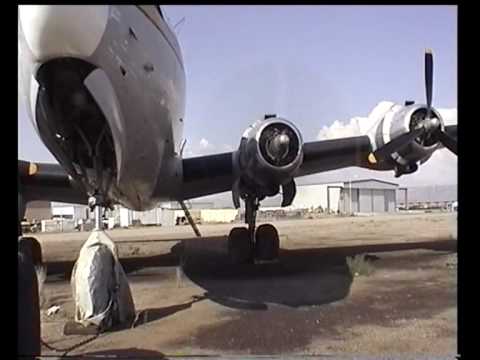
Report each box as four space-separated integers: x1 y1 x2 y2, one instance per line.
233 116 303 206
373 103 444 173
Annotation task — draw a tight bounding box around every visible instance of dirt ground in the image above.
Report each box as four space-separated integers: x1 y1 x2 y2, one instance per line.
35 212 457 359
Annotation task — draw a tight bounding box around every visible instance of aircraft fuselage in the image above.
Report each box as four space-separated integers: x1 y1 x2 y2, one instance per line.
19 5 186 210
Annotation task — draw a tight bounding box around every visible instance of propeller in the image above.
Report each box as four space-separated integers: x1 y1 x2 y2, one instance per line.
369 49 457 164
437 129 457 154
425 49 433 117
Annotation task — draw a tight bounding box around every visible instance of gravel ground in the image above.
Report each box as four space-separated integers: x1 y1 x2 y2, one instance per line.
34 212 457 358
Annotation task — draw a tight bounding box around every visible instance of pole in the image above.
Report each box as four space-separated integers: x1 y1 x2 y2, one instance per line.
327 186 330 213
94 206 102 230
349 180 352 215
405 189 408 210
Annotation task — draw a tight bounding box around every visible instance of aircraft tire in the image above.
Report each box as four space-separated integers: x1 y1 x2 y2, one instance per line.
18 237 42 359
228 227 253 264
255 224 279 261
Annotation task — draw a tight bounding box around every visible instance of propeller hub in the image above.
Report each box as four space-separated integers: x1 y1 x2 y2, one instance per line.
268 133 290 160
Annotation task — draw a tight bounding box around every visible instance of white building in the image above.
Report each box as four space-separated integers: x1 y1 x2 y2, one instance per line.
188 179 399 215
257 182 343 213
51 202 89 221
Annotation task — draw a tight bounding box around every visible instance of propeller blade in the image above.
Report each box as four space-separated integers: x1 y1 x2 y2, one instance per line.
444 124 457 139
436 129 457 155
372 127 425 161
425 49 434 115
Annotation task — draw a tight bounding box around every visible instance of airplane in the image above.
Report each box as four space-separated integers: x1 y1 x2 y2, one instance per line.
17 5 457 357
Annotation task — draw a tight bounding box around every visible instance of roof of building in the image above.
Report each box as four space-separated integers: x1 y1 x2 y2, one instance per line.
298 178 399 187
349 178 399 186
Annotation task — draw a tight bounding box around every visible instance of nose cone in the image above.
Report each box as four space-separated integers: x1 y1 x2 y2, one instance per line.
19 5 109 62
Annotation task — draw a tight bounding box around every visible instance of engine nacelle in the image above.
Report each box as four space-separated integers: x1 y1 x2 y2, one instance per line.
233 116 303 203
373 104 444 172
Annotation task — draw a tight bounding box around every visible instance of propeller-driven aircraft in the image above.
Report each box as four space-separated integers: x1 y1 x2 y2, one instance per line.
17 5 457 356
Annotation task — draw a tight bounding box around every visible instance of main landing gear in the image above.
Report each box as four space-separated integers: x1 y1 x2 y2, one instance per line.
228 196 280 264
18 231 43 358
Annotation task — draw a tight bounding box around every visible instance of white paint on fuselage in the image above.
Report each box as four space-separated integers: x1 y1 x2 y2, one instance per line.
19 5 109 62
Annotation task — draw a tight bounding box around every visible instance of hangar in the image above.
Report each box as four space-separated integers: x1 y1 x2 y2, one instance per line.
24 201 52 222
339 179 398 214
257 179 398 214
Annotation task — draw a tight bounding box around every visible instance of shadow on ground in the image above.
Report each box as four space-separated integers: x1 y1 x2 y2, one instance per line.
181 241 354 308
45 236 456 310
175 238 457 354
178 237 455 309
42 235 456 355
44 235 456 310
64 347 167 358
133 295 207 327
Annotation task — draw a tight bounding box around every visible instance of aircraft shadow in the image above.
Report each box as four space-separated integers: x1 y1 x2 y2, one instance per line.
45 234 455 311
177 236 456 310
132 295 207 328
179 238 354 309
64 347 168 359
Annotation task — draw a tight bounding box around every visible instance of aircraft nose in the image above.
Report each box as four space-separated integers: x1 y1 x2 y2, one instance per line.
19 5 110 62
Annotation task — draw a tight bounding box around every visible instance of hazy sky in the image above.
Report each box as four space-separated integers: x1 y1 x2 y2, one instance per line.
18 5 457 186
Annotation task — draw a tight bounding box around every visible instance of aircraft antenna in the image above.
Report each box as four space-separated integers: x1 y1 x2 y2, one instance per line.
174 17 186 35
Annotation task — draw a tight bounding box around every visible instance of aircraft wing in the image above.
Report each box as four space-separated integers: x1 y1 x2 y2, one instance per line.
181 119 457 202
17 135 376 205
18 160 88 205
18 124 457 206
180 135 376 201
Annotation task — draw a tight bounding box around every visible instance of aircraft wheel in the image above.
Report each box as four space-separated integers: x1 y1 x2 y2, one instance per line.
228 227 253 264
18 237 41 359
19 236 43 265
255 224 279 261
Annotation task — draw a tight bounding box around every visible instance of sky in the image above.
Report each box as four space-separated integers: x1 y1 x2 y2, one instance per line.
18 5 457 187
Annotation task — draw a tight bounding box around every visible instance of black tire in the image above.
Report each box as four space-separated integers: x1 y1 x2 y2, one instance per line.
18 237 41 359
19 237 43 265
228 227 253 264
255 224 279 261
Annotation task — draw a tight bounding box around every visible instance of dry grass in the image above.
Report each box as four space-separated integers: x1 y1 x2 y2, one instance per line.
347 254 375 277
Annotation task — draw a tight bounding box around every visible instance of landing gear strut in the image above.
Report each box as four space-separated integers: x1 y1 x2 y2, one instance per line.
88 193 111 231
227 195 280 264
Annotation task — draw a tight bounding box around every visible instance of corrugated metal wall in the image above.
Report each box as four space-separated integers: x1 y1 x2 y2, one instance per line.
358 189 372 213
345 188 397 213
